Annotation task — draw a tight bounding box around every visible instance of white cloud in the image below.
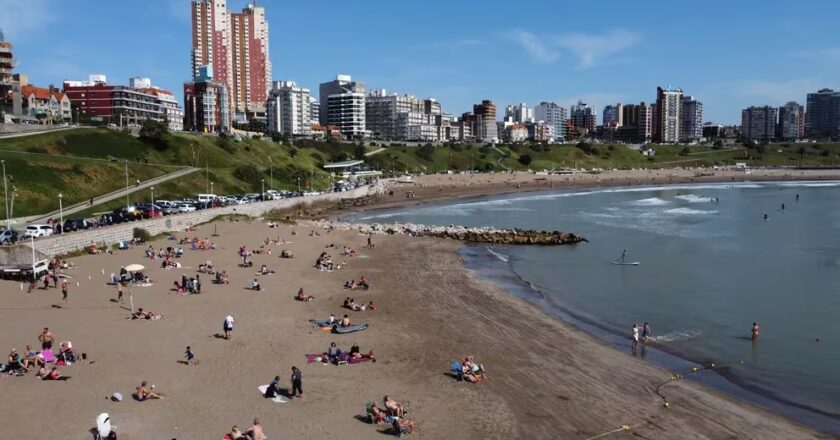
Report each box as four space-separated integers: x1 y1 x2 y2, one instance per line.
0 0 53 38
512 31 560 63
511 29 640 68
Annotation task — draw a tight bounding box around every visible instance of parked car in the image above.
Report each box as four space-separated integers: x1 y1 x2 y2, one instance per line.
23 224 54 238
0 229 19 244
178 203 197 213
62 218 90 232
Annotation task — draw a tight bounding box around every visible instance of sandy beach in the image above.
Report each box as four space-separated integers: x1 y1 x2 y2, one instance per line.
1 174 837 439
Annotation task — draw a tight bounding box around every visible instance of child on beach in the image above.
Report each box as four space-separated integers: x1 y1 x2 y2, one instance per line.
184 346 194 365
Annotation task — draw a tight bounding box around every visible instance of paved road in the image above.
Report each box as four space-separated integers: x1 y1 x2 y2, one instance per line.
0 126 93 139
21 166 199 224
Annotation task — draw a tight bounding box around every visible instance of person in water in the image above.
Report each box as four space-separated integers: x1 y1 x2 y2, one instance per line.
620 249 629 263
631 323 639 349
751 322 760 342
763 213 768 221
642 322 652 342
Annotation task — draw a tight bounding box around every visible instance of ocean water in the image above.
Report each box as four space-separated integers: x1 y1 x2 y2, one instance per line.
351 181 840 432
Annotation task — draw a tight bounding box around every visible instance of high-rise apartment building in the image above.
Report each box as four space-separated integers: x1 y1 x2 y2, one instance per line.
266 81 312 137
504 103 533 123
183 65 230 133
534 102 567 141
616 102 652 143
602 104 622 127
322 77 366 139
472 100 498 142
365 89 422 139
319 75 364 125
229 4 271 116
654 87 683 143
741 106 777 142
570 100 597 133
190 1 270 119
777 101 805 141
680 96 703 142
805 89 840 139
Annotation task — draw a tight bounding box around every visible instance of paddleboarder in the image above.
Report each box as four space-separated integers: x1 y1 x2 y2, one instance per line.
620 249 629 263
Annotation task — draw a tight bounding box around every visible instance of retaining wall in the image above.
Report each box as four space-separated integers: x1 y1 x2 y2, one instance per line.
19 182 386 258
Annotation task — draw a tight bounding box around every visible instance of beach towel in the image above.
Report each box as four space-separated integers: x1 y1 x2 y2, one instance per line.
41 349 55 363
258 385 287 403
333 323 369 334
96 413 112 438
306 354 326 363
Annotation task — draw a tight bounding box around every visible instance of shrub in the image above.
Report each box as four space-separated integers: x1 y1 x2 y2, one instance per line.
416 143 435 161
518 154 532 166
234 164 262 183
133 228 152 242
138 119 171 151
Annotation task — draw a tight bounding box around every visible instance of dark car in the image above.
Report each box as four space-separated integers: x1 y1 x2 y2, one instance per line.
62 218 90 232
0 229 19 244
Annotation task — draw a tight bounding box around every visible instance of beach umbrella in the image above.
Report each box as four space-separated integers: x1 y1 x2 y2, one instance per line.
124 264 145 272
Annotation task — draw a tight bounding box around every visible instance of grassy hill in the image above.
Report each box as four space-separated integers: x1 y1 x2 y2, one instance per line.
1 127 839 217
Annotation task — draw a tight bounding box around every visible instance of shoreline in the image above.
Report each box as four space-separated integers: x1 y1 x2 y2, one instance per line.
328 170 840 437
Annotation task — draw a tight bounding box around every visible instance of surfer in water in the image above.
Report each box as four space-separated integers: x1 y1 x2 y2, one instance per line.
763 213 768 221
619 249 629 263
796 194 799 202
751 322 760 342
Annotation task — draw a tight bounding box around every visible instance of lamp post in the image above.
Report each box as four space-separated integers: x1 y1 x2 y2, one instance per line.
124 161 129 210
1 159 8 229
261 179 265 199
210 181 214 195
268 155 273 190
150 186 155 217
58 193 64 233
297 176 301 194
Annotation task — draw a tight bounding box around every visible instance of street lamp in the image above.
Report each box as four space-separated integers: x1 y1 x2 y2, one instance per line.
261 179 265 199
58 193 64 233
297 176 301 194
124 161 130 210
210 181 214 195
268 155 273 190
1 159 8 229
150 186 155 217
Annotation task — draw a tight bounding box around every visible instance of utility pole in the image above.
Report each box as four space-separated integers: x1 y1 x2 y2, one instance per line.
206 161 209 193
1 160 8 229
125 161 129 210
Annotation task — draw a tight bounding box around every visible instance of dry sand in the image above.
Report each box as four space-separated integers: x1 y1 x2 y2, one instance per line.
1 176 837 438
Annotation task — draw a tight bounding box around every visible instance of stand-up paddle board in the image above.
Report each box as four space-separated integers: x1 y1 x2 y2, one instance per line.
612 261 640 266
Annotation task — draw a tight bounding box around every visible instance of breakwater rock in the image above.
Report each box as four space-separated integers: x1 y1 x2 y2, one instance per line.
300 220 587 246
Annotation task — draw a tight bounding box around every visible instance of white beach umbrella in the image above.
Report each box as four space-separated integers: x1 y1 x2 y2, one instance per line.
124 264 145 272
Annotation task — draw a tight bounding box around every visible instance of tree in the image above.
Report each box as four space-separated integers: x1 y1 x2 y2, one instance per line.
518 154 532 166
139 118 170 151
798 146 807 159
271 132 282 143
755 143 766 154
712 139 724 150
576 141 593 155
416 143 435 161
353 144 366 160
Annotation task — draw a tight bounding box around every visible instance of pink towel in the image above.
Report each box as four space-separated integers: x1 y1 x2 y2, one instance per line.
42 349 55 363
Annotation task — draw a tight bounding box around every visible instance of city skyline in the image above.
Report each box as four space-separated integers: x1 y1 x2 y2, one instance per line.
2 0 840 124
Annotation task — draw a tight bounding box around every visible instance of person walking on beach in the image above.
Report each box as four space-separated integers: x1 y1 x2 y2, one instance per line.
751 322 760 342
223 315 234 340
61 279 69 303
116 283 124 303
290 366 303 399
631 324 639 350
184 346 194 365
642 322 652 343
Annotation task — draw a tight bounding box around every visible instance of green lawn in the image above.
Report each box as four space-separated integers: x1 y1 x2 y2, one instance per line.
2 128 839 218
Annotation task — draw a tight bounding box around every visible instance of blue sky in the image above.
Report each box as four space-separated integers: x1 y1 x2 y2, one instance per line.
2 0 839 124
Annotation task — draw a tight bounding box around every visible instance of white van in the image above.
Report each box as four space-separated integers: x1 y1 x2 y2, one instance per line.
196 194 218 203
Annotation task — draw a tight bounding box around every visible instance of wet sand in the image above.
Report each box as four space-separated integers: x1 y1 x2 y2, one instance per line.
0 191 834 438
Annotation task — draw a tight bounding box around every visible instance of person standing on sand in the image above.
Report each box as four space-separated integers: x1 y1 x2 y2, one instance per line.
39 328 54 350
631 324 639 349
224 315 234 340
116 283 124 303
751 322 760 342
290 366 303 399
247 419 264 440
61 279 69 303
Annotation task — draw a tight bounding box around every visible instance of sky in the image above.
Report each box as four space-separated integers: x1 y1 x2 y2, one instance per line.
2 0 839 124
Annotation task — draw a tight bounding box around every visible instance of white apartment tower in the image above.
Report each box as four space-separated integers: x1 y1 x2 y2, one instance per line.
534 102 568 141
654 86 683 143
504 103 534 123
266 81 312 136
680 96 703 142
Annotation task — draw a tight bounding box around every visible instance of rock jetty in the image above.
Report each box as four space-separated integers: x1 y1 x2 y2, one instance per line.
300 220 587 246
